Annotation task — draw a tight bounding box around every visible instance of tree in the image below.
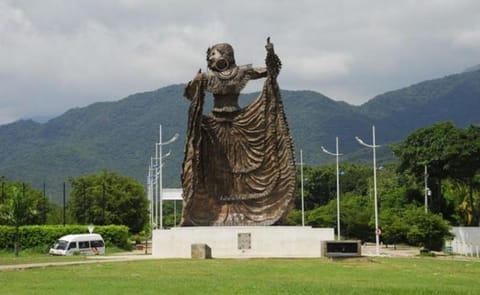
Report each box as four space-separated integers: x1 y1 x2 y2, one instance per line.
0 181 49 226
444 179 480 226
295 164 371 211
340 193 373 241
393 122 480 222
392 122 457 217
448 125 480 225
337 164 371 196
303 165 336 208
0 185 36 256
306 199 336 228
380 208 408 249
69 170 149 233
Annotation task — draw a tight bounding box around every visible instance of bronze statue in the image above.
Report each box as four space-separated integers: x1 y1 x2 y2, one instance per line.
180 38 296 226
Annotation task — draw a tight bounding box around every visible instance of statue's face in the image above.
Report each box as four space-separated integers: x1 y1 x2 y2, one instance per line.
208 48 229 72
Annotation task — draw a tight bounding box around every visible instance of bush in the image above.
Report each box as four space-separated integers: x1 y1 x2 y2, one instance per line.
403 207 453 251
0 224 131 252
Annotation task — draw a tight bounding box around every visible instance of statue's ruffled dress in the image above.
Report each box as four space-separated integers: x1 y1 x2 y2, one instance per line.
181 50 296 226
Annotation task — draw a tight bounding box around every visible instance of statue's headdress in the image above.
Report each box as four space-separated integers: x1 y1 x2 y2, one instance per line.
206 43 236 70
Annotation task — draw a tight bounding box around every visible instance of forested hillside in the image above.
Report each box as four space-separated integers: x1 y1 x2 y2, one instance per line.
1 69 479 203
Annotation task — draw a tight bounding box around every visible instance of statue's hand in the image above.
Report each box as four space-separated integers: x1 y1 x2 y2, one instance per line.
184 69 205 100
193 69 204 81
183 69 207 100
265 37 274 53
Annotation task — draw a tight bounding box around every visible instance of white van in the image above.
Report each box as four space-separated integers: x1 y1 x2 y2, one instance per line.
49 234 105 256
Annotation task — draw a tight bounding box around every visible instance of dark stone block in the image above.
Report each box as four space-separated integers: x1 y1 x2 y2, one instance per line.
323 240 361 257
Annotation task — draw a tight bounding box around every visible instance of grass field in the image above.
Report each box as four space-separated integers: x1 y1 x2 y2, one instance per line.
1 256 479 295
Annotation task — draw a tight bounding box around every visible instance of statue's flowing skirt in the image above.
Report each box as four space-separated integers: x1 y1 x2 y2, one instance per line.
180 77 296 226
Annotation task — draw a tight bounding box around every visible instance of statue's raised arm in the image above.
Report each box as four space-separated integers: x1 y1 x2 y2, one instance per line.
265 37 282 79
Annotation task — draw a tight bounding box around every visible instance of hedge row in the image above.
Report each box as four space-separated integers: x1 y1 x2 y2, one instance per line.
0 225 131 251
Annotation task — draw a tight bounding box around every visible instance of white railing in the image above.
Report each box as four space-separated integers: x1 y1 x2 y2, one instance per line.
449 240 480 257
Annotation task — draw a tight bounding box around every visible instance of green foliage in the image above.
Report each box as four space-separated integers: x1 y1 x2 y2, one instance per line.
306 193 373 241
403 207 453 251
0 182 50 256
162 201 182 228
380 207 452 251
379 208 409 247
444 180 480 226
68 170 148 233
393 122 454 179
298 121 473 247
45 202 75 225
298 157 455 249
0 181 49 225
340 193 374 241
296 163 371 210
393 122 480 223
0 224 131 251
285 209 303 225
306 199 336 228
0 186 34 228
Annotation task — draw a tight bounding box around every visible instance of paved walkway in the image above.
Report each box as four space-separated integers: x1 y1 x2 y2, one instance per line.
0 252 154 271
361 244 419 257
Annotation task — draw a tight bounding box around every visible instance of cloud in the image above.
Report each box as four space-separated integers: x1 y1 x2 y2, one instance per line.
1 0 480 124
452 28 480 49
287 52 353 81
0 1 229 123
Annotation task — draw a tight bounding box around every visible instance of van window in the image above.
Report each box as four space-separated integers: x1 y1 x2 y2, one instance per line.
91 240 105 248
68 242 77 250
79 241 90 249
54 240 68 250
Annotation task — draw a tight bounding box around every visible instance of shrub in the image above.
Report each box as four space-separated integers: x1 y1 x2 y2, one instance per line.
403 207 453 251
0 224 131 252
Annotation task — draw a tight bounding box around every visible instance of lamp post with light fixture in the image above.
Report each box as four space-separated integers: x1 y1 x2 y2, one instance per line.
355 126 381 256
321 136 342 240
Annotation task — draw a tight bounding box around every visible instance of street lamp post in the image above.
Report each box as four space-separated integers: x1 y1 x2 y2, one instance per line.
321 137 342 240
157 149 172 229
155 125 178 229
147 158 156 229
355 126 381 256
300 149 305 227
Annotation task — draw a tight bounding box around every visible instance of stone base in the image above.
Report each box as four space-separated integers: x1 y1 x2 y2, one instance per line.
191 243 212 259
152 226 334 258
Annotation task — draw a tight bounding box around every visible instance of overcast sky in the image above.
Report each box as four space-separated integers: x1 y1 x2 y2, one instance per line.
1 0 479 125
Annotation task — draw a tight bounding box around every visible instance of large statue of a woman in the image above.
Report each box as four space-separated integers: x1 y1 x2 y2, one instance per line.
180 38 296 226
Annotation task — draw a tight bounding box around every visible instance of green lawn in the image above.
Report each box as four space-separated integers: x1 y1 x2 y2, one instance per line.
0 251 86 266
1 257 479 294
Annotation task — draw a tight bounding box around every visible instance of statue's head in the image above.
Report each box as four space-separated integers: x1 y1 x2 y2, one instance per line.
206 43 236 72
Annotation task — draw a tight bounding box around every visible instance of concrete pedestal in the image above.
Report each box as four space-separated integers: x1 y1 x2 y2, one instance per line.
152 226 334 258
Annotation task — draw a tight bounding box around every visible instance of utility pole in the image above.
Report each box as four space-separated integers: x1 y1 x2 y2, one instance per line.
424 165 429 213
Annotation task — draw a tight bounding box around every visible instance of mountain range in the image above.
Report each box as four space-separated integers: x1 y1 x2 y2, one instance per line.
1 68 479 203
